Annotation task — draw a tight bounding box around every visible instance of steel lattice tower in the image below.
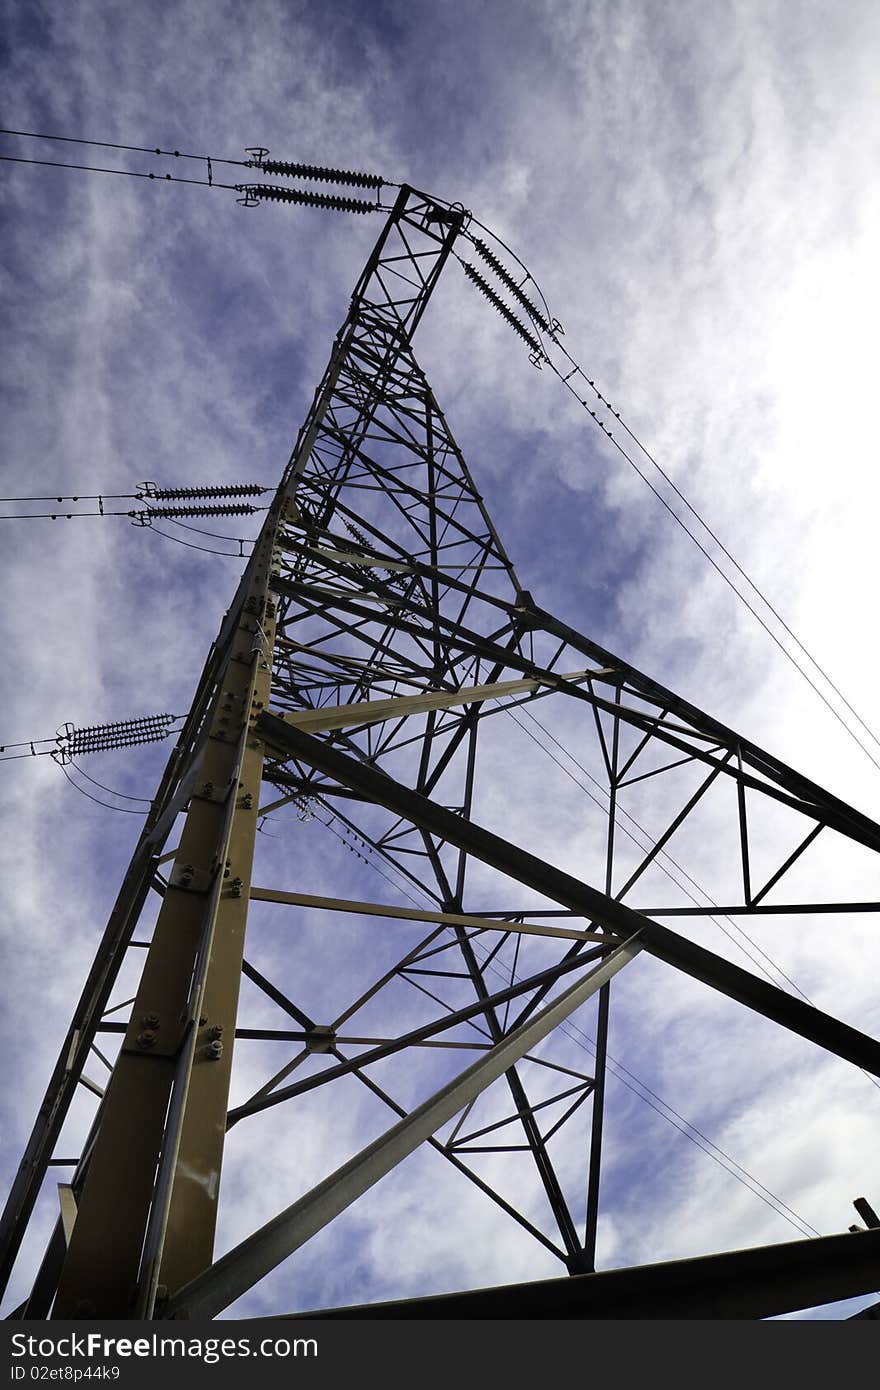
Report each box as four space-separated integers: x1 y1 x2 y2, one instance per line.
2 185 879 1320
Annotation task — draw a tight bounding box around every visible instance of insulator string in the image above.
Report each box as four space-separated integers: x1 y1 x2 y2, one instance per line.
143 483 267 500
136 502 258 520
462 262 542 353
469 236 550 333
255 159 383 189
64 713 177 756
237 183 379 214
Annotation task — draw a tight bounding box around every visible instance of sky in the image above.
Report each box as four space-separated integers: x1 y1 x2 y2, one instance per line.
1 0 879 1321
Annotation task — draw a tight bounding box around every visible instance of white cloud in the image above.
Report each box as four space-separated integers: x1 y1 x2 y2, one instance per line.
1 0 878 1323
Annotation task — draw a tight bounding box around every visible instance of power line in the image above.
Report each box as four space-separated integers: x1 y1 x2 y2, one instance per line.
0 483 268 503
454 222 880 773
0 480 269 530
0 152 225 191
0 126 249 165
56 760 149 815
1 504 266 522
147 524 254 558
559 1015 821 1237
562 345 880 757
69 759 153 803
0 493 135 503
0 507 141 519
0 128 396 214
543 355 880 774
0 511 258 555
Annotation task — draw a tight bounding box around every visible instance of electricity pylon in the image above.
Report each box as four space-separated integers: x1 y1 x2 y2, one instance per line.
2 184 879 1321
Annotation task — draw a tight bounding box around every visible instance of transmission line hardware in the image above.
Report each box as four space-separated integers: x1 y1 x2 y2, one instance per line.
138 482 267 500
235 183 379 214
462 261 544 356
53 713 178 763
129 502 258 525
252 158 384 190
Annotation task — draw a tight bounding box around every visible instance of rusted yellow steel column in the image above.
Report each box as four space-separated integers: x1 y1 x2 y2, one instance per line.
148 554 279 1308
52 509 286 1319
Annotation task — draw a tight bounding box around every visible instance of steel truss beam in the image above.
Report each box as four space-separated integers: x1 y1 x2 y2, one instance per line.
255 713 880 1078
280 1226 880 1320
164 938 641 1319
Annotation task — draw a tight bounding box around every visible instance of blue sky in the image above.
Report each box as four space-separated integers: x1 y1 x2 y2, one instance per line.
1 0 879 1319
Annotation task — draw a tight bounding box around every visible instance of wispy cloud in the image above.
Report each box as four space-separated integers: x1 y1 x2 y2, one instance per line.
1 0 878 1320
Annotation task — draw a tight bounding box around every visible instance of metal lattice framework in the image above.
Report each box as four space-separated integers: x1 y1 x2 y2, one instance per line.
2 185 879 1321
